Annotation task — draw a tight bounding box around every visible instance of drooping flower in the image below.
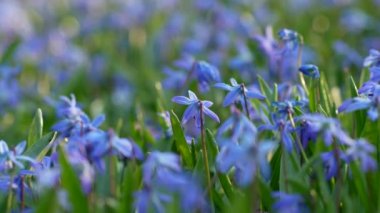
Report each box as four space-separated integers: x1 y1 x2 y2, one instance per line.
299 64 320 78
215 78 265 107
172 90 220 127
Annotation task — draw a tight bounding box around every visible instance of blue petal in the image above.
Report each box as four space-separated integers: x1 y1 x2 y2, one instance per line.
246 91 266 100
188 90 198 101
214 83 233 91
15 141 26 155
223 88 240 107
203 107 220 123
172 96 192 105
338 97 372 113
182 104 198 124
92 114 105 127
368 106 378 121
202 100 213 108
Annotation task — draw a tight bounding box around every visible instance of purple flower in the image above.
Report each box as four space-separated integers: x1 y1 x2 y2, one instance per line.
172 90 220 127
272 100 306 117
162 67 186 90
272 192 309 213
215 78 265 107
278 28 301 52
299 64 320 78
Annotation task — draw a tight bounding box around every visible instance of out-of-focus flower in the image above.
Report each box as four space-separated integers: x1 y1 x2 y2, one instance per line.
272 192 309 213
172 90 220 127
135 152 208 213
193 61 221 92
217 110 257 141
345 139 377 172
299 64 320 78
215 78 265 107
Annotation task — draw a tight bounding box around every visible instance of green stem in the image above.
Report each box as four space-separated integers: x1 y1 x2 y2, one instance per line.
241 84 251 120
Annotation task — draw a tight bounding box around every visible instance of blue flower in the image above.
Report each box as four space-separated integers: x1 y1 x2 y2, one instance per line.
299 64 320 78
172 90 220 127
272 100 306 118
363 49 380 67
272 192 309 213
215 78 265 107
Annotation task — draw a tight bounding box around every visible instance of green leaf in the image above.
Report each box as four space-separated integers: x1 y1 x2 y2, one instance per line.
169 111 194 168
349 76 366 137
257 177 273 211
350 162 369 211
58 146 89 213
1 38 20 64
35 189 57 213
218 172 235 201
24 132 56 161
270 147 282 190
28 108 43 148
206 129 218 167
257 75 273 106
118 161 141 213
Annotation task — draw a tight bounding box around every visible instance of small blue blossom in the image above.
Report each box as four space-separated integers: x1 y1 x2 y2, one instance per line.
172 90 220 127
299 64 320 78
215 78 265 107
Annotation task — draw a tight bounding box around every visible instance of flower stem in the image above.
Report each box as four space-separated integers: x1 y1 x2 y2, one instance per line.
241 84 251 120
288 111 309 163
332 141 341 212
199 102 213 203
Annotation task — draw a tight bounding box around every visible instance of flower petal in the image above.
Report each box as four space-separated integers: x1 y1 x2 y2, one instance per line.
223 88 240 107
172 96 192 105
203 107 220 123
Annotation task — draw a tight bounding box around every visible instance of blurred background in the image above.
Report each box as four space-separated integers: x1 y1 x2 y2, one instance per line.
0 0 379 144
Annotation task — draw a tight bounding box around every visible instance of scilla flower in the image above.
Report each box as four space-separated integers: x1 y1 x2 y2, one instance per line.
299 64 320 78
172 90 220 127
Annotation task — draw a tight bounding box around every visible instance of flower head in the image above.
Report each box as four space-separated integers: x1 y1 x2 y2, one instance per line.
172 90 220 127
215 78 265 107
